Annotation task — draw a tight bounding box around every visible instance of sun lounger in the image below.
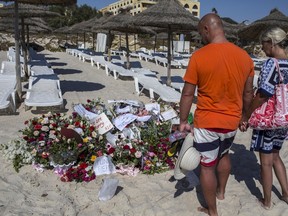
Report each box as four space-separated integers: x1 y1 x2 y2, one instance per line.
139 53 154 62
134 75 181 103
24 76 64 111
0 75 17 113
111 50 124 55
173 57 189 68
154 56 182 68
105 61 156 80
90 55 121 69
1 61 25 77
29 65 55 76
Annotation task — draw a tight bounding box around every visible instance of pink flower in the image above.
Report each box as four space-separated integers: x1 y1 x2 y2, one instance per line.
147 152 155 157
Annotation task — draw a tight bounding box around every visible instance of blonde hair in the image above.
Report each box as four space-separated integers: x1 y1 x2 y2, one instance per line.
260 27 288 47
261 27 288 56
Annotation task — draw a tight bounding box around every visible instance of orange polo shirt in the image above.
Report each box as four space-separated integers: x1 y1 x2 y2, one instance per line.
184 42 254 130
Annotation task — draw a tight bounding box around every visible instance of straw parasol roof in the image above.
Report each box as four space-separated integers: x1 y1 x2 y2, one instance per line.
99 8 156 69
238 8 288 41
100 8 156 35
132 0 199 86
0 3 61 17
1 0 75 4
0 17 52 32
0 0 74 96
131 0 199 32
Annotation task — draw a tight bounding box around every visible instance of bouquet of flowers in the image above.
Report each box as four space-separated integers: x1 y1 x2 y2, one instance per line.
1 98 180 182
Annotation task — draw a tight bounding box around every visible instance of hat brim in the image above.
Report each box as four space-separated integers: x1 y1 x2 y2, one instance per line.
174 133 194 180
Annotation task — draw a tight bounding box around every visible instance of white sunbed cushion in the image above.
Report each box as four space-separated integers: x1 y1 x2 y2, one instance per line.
25 89 63 107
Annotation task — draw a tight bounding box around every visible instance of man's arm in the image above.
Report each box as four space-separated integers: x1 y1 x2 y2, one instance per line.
239 76 254 131
179 82 196 132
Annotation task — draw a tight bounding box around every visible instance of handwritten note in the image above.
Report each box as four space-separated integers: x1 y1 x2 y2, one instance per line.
160 108 178 121
113 113 138 131
93 156 116 176
94 113 114 134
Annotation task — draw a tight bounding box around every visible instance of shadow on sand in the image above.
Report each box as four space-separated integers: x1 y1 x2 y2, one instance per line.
53 68 82 75
60 80 105 94
171 142 282 208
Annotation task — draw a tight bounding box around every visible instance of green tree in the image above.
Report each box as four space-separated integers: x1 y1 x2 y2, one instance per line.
46 4 102 29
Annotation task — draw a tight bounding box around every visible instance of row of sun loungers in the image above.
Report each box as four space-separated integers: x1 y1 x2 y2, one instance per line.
0 47 64 114
66 48 183 103
66 48 262 104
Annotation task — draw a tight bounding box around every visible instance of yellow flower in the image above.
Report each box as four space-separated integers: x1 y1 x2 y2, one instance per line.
145 160 152 166
82 137 89 143
91 155 97 162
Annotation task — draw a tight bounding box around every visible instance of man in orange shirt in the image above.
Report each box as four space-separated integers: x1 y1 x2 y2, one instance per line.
179 13 254 216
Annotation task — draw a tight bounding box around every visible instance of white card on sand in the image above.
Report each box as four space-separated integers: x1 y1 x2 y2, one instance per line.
94 113 114 134
107 99 142 107
136 115 151 122
113 113 137 131
115 105 130 114
73 104 98 122
145 103 160 113
160 108 178 121
93 156 116 176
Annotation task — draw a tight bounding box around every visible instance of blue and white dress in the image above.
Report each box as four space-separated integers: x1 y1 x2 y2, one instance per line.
250 58 288 153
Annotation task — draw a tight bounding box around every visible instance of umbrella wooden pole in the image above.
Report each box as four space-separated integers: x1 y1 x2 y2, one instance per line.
107 30 112 61
134 34 136 51
83 32 86 49
92 32 95 50
119 35 121 49
76 33 78 48
125 32 130 69
21 17 28 78
154 34 157 53
167 27 172 86
14 0 22 97
26 24 30 61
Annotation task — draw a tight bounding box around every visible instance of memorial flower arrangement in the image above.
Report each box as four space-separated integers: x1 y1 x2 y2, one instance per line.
1 98 180 182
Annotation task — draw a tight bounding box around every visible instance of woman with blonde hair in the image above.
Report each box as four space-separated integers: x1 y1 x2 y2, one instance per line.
240 26 288 210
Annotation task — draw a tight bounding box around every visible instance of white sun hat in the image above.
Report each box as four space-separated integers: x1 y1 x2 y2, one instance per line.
174 133 201 180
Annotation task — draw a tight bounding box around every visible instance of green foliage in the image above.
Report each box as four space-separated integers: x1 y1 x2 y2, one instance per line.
46 4 102 30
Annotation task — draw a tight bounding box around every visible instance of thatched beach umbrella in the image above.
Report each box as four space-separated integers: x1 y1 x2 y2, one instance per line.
100 8 156 69
132 0 199 86
238 8 288 41
0 4 59 78
1 0 76 96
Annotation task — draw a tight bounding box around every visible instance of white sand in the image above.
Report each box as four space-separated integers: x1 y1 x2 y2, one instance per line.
0 50 288 216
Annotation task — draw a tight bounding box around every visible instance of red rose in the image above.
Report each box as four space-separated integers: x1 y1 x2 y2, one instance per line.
108 147 115 154
123 145 130 150
34 124 42 130
74 121 80 127
79 163 88 169
60 175 70 182
130 148 136 154
41 152 49 159
87 99 91 103
24 120 29 125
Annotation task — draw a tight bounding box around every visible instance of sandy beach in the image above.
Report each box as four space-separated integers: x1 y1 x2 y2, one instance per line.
0 50 288 216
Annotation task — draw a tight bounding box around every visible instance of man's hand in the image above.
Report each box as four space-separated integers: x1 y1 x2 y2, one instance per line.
179 122 194 135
